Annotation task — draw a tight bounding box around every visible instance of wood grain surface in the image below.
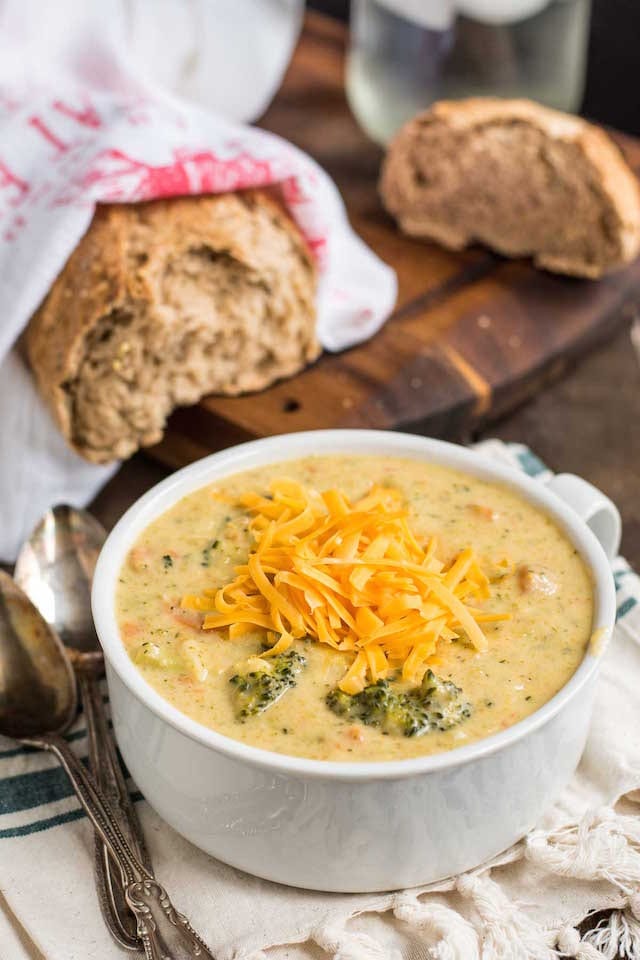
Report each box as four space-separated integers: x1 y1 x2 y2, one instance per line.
151 13 640 469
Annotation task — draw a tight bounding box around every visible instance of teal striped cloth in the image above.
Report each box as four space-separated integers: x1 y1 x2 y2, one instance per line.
0 692 140 842
0 440 638 960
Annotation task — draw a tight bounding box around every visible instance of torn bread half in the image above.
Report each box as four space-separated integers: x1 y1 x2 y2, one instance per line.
380 98 640 278
26 190 319 464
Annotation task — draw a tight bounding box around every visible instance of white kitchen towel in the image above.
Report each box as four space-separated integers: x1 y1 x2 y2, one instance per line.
0 0 397 561
0 441 639 960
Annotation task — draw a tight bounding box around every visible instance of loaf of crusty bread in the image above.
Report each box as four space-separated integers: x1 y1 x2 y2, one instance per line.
26 190 319 463
380 98 640 278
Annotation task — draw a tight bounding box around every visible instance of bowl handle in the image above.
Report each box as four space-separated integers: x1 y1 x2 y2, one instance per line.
545 473 621 562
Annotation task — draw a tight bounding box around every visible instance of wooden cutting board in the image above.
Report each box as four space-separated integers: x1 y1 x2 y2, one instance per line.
151 13 640 470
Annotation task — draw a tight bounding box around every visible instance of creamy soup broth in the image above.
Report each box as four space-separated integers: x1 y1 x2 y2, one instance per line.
116 456 593 761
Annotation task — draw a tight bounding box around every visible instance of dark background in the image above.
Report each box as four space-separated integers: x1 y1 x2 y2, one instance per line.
311 0 640 135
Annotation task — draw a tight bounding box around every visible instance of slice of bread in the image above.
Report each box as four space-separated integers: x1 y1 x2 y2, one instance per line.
380 98 640 278
26 190 319 464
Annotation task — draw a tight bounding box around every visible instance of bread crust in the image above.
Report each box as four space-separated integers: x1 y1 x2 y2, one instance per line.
26 190 319 463
380 98 640 278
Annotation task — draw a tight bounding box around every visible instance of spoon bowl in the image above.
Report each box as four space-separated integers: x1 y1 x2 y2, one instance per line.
14 504 106 658
0 569 76 742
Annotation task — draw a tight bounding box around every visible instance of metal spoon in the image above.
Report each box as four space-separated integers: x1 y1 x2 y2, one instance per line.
0 570 215 960
14 505 150 950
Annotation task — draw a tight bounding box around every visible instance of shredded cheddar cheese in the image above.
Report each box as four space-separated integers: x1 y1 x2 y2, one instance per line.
183 480 511 694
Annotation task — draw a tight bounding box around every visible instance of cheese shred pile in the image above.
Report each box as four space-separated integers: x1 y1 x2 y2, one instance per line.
182 480 511 694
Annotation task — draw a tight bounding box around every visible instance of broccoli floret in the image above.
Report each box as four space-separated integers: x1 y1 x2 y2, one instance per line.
326 670 471 737
327 681 396 730
419 669 473 730
230 650 306 720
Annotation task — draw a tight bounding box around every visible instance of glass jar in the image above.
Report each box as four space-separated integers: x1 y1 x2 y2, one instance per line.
346 0 592 145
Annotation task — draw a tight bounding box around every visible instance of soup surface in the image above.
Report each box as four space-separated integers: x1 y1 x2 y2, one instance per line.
117 455 593 761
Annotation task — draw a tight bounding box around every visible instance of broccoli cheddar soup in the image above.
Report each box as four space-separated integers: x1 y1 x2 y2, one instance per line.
117 455 593 762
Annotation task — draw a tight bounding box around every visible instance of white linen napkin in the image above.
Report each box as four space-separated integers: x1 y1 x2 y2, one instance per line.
0 441 639 960
0 0 397 561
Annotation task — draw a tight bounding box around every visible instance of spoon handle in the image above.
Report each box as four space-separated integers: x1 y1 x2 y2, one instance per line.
47 734 216 960
80 673 152 950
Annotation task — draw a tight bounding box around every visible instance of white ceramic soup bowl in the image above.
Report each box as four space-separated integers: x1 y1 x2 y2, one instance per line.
92 430 619 893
